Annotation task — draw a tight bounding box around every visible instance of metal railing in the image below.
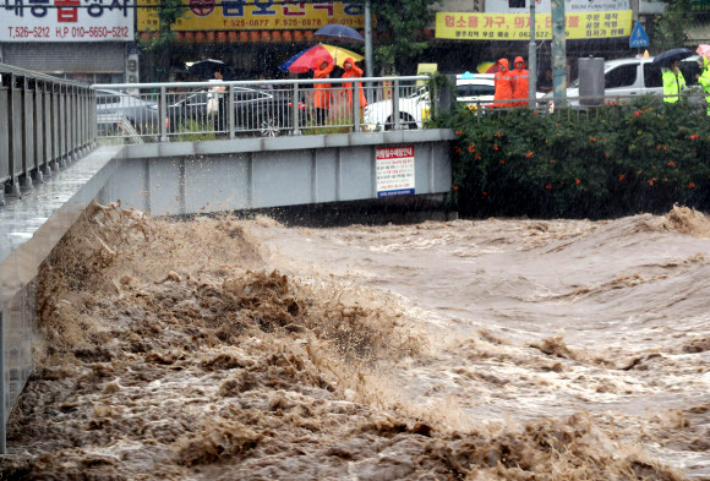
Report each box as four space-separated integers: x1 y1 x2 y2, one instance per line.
458 90 709 122
92 76 435 143
0 63 97 206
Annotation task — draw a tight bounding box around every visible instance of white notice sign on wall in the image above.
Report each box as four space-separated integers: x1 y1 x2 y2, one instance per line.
376 146 416 198
0 0 135 42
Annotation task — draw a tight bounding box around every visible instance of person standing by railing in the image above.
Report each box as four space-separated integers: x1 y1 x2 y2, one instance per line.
493 59 514 108
342 58 367 117
662 59 686 104
512 56 530 107
313 60 335 125
696 56 710 114
209 65 227 133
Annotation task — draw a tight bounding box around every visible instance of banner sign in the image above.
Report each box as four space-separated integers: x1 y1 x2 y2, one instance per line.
690 0 710 12
376 146 416 198
435 10 632 40
1 0 134 42
485 0 630 13
138 0 366 32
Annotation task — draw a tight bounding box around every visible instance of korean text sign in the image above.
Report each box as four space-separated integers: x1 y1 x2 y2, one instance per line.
1 0 134 41
376 146 416 198
435 10 633 40
138 0 366 32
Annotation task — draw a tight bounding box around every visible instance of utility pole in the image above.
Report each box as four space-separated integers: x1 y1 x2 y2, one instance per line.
551 0 567 104
528 0 537 108
365 0 373 78
364 0 373 104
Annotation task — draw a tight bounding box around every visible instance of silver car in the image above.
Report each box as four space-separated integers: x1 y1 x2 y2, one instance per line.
96 88 159 134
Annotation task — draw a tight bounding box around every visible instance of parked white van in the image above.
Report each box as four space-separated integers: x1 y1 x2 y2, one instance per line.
548 56 702 105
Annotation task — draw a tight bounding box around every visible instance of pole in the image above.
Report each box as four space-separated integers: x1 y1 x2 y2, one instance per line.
528 0 537 108
551 0 567 105
364 0 374 105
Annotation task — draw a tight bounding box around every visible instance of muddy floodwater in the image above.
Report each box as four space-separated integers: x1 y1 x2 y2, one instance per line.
1 204 709 480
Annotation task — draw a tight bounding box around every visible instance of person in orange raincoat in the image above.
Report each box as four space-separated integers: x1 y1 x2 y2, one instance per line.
512 56 530 107
313 59 335 125
493 58 514 108
341 58 368 115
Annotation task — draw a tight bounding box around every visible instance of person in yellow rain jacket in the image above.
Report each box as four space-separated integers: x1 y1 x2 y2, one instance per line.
662 59 686 103
696 56 710 114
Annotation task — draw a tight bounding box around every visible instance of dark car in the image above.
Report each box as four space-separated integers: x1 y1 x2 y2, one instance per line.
167 86 308 137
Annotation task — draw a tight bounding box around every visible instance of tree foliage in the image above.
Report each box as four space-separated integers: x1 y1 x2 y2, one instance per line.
138 0 188 81
437 98 710 218
654 0 692 51
351 0 441 73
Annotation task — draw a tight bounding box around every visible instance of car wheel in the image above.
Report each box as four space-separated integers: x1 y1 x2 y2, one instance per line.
259 115 281 137
385 113 418 131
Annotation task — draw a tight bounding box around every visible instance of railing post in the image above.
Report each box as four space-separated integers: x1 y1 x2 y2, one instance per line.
432 81 438 120
392 78 400 130
0 309 5 455
292 83 301 136
352 80 361 132
228 84 235 139
159 86 168 142
71 85 78 161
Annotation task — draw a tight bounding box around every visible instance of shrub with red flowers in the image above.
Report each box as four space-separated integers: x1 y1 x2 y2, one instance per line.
437 97 710 218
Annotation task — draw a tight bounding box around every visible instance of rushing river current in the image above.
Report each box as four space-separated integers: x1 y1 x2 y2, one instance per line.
1 203 709 480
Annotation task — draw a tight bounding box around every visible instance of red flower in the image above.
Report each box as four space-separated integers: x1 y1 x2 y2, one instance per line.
533 111 538 116
634 111 640 117
525 151 534 158
575 179 581 185
604 153 610 157
493 144 499 151
689 183 696 189
453 186 459 190
454 147 462 153
619 175 625 181
456 130 463 135
668 162 675 166
648 180 654 186
483 192 488 196
550 160 556 163
468 144 476 152
664 146 667 151
690 134 700 141
500 160 506 164
637 170 643 175
545 184 552 190
621 101 626 105
656 145 661 150
589 137 597 142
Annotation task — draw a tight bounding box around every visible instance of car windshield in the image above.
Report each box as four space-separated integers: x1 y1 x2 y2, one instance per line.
407 87 428 99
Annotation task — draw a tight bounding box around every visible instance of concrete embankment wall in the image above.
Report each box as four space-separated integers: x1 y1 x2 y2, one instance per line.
0 130 454 447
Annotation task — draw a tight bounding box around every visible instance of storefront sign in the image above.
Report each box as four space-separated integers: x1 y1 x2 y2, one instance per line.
0 0 134 42
138 0 366 32
435 10 632 40
376 146 416 198
485 0 630 13
690 0 710 13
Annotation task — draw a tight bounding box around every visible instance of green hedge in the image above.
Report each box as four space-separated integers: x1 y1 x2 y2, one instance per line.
440 97 710 218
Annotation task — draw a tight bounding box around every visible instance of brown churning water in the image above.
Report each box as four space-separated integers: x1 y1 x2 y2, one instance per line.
1 202 708 480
